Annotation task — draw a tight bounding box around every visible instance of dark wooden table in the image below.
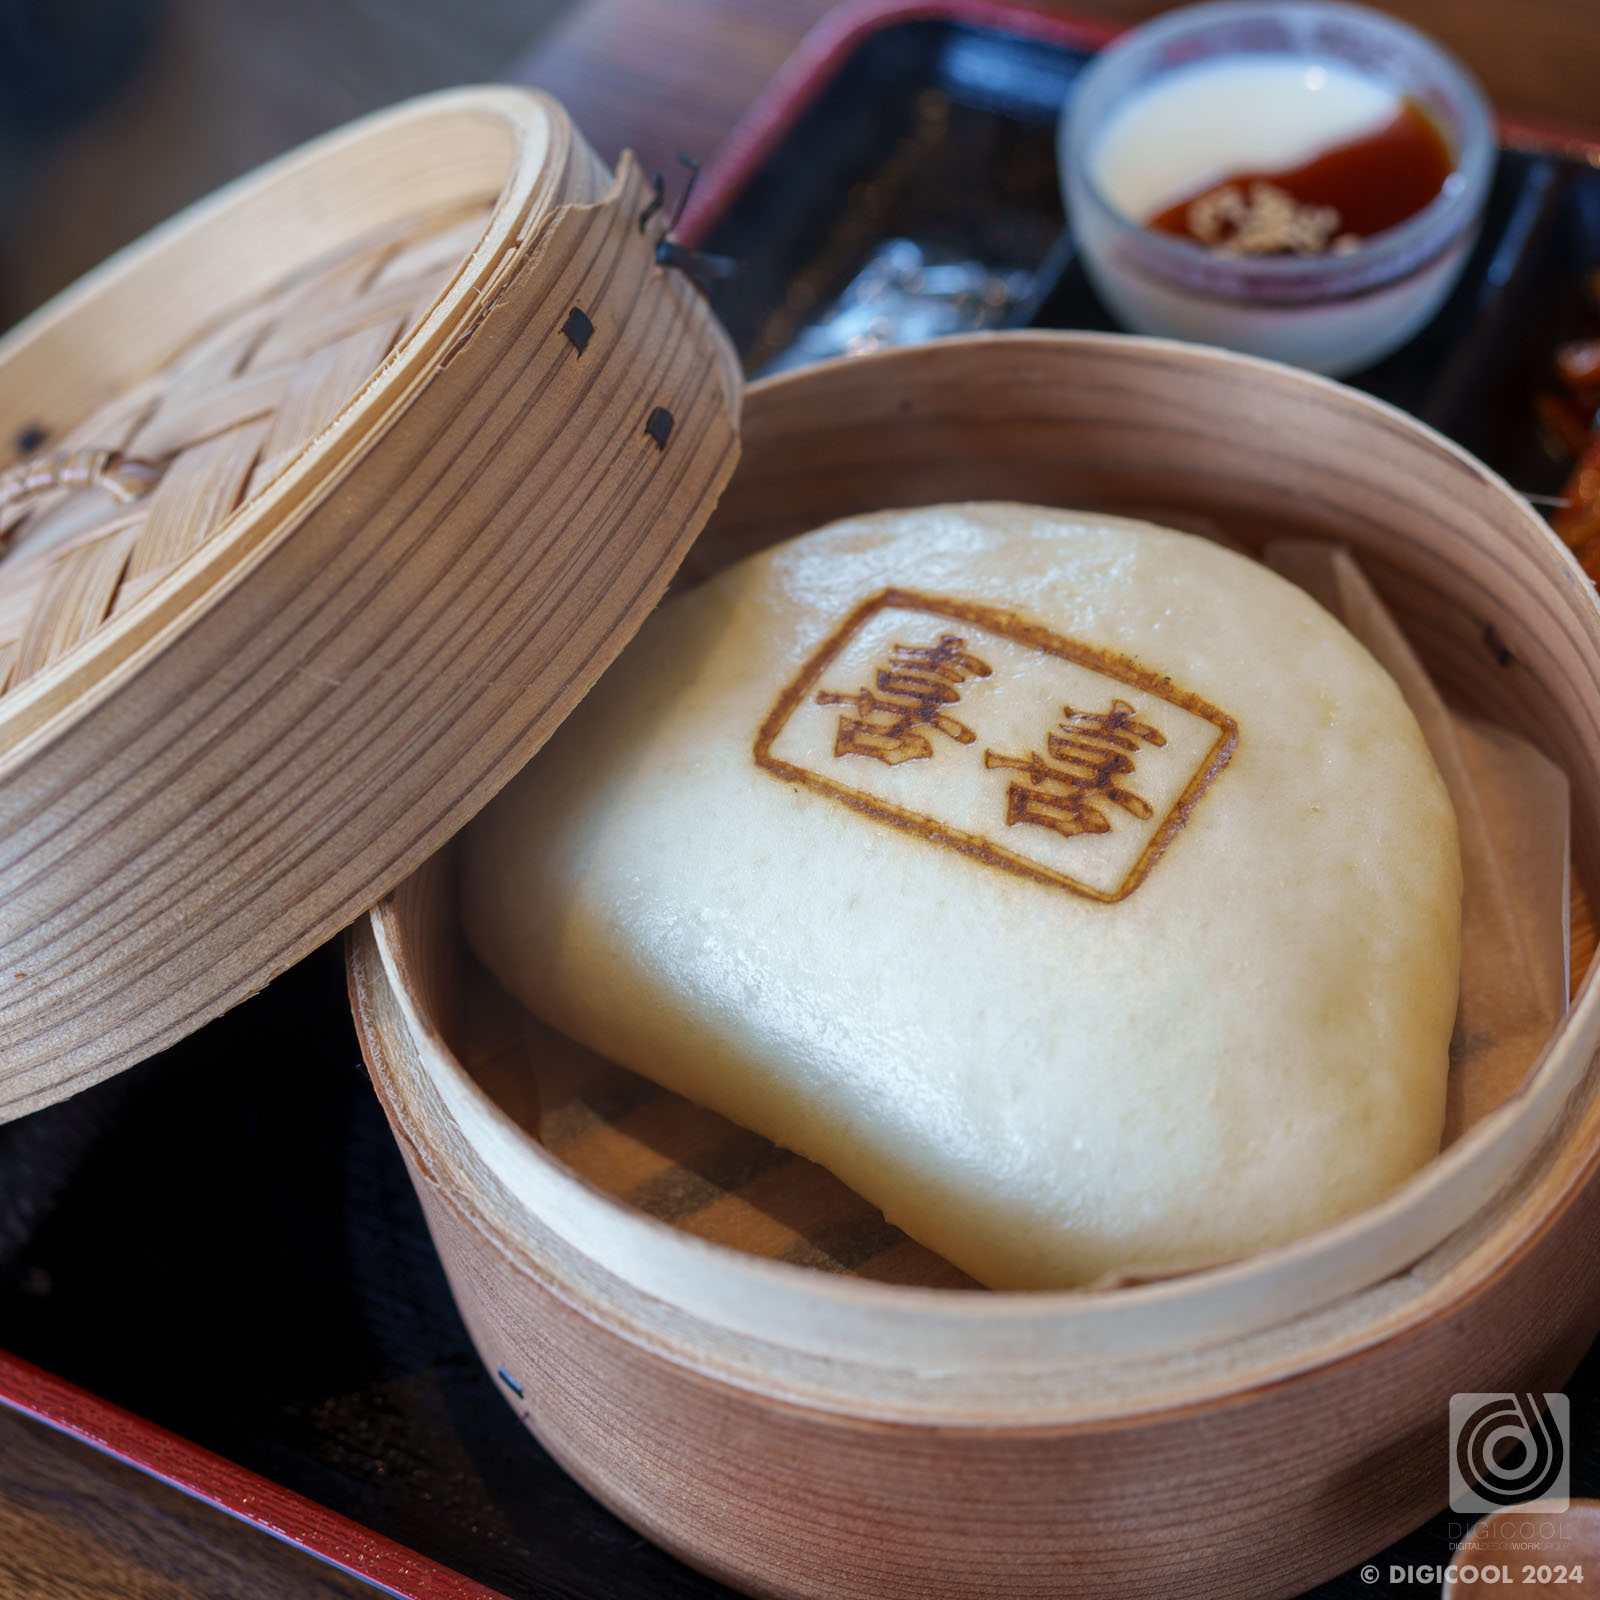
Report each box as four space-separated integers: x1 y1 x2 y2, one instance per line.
3 0 1597 1594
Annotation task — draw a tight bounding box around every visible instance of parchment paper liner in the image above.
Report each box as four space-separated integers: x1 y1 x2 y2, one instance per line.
1267 541 1569 1145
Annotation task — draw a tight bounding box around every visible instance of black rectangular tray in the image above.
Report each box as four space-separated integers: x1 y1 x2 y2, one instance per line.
5 11 1600 1600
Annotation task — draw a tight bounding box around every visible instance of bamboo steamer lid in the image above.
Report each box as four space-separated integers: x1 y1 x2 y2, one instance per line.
0 87 741 1119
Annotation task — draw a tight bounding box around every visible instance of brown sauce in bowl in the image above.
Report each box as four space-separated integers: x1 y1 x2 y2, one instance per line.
1147 99 1454 252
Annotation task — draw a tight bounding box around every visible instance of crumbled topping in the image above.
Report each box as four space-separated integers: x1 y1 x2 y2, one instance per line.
1186 181 1360 257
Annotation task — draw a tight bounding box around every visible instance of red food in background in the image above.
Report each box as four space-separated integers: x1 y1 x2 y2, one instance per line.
1542 273 1600 578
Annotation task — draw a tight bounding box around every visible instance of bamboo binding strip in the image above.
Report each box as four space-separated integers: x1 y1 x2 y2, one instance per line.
0 200 491 699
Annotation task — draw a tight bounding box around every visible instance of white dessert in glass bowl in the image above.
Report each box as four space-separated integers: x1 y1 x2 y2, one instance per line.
1092 57 1406 224
1059 1 1493 376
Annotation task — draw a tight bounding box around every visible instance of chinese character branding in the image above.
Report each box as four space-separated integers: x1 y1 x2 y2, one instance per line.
984 700 1167 838
815 635 993 765
756 589 1238 903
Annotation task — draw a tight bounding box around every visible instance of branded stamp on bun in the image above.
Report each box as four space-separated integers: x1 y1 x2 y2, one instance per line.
756 588 1239 903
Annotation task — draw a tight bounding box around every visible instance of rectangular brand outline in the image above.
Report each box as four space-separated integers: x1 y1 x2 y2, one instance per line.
753 588 1239 904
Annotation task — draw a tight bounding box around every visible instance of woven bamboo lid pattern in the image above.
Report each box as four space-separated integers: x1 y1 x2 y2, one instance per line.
0 203 490 695
0 88 741 1118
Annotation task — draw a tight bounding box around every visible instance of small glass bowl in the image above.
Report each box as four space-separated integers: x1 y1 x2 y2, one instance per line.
1059 0 1494 376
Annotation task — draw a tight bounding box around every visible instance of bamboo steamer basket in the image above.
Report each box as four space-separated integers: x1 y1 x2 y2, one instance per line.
350 334 1600 1600
2 68 1595 1600
0 88 740 1117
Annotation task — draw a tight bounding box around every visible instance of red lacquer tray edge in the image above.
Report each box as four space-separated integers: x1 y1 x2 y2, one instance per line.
678 0 1119 247
0 1348 511 1600
677 0 1600 247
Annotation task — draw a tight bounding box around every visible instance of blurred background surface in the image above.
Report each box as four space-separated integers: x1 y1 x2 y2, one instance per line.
0 0 573 326
0 0 1592 331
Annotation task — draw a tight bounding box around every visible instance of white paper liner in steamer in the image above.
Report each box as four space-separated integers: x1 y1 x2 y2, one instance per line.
1267 540 1570 1141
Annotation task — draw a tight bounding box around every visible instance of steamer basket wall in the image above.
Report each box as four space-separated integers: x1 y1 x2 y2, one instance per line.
351 333 1600 1600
